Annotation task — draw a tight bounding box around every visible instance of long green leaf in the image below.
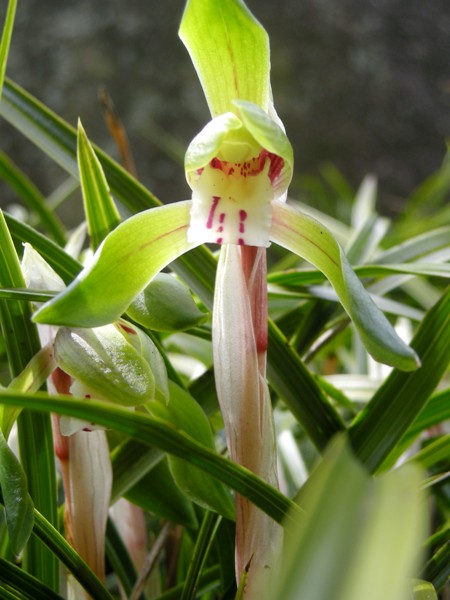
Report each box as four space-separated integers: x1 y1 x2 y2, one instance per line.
349 286 450 473
0 558 63 600
180 511 221 600
268 262 450 287
32 509 115 600
0 211 58 588
0 0 16 98
77 120 121 250
0 152 66 245
0 390 300 527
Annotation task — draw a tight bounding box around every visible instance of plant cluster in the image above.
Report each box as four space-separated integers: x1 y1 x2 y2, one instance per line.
0 1 449 599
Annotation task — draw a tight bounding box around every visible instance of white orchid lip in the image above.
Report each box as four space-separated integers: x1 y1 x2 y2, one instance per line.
188 149 284 247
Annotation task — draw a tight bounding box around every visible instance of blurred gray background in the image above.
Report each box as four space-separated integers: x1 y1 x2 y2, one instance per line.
1 0 449 225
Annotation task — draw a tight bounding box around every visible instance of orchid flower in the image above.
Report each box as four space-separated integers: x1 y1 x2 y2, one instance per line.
33 0 419 595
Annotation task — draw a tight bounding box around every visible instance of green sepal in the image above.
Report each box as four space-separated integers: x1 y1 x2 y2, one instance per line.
127 273 207 332
0 430 34 555
270 200 420 371
147 381 235 520
54 324 155 406
33 201 198 327
179 0 270 116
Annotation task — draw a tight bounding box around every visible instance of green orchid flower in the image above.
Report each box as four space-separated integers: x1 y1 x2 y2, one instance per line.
33 0 420 594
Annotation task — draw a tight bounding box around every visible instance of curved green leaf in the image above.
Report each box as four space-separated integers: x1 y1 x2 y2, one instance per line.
34 202 198 327
0 389 300 527
179 0 270 116
0 558 64 600
270 200 420 371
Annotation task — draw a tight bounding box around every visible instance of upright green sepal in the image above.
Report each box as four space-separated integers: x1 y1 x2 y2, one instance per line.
179 0 270 116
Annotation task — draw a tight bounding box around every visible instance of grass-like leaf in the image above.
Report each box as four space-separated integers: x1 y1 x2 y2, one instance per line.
0 389 300 527
0 0 16 98
0 152 66 245
77 120 121 250
350 286 450 473
0 212 58 588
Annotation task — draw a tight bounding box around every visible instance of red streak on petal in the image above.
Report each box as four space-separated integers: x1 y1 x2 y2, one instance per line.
219 212 226 223
216 237 223 244
238 238 245 245
207 196 220 229
51 367 72 395
119 323 137 334
218 226 223 233
239 222 245 233
239 210 247 221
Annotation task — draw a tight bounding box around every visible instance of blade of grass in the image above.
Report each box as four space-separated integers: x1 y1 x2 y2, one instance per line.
0 152 66 245
32 509 115 600
0 389 300 527
0 558 64 600
0 211 58 589
0 0 16 98
180 511 221 600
